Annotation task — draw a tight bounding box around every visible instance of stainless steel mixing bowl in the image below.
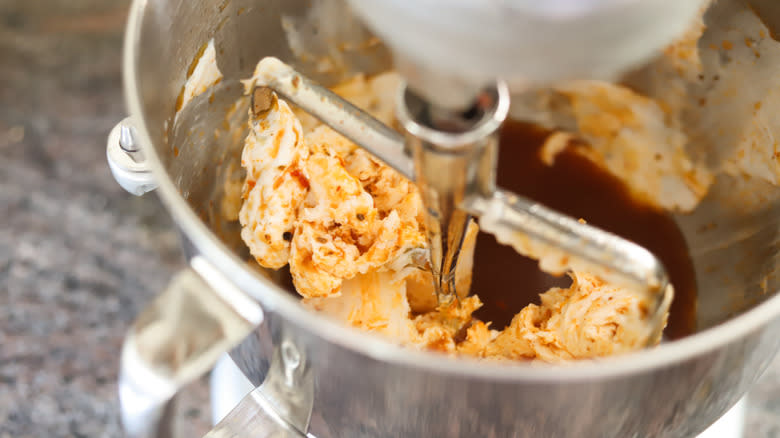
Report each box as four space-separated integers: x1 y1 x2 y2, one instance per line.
114 0 780 436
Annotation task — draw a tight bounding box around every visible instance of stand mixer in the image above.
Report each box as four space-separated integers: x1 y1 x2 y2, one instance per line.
108 0 780 436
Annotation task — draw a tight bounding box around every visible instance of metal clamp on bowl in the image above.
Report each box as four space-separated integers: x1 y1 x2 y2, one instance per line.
106 117 158 196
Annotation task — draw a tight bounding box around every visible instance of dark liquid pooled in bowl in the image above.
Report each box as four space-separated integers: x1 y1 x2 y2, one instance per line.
471 120 698 339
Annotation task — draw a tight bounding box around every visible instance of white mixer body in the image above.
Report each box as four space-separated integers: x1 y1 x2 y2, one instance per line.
347 0 710 108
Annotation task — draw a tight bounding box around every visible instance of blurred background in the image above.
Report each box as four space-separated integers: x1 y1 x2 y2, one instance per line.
0 1 211 436
0 0 778 437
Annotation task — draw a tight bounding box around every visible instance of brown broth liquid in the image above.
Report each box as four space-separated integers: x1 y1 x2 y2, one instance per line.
471 120 698 340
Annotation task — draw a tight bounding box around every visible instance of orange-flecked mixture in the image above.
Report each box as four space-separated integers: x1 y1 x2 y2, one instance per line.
238 69 658 362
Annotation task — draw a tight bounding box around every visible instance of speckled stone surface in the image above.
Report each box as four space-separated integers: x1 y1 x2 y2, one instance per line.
0 1 210 436
0 1 778 437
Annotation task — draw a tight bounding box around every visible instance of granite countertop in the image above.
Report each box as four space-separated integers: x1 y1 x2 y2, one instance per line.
0 1 778 437
0 1 210 436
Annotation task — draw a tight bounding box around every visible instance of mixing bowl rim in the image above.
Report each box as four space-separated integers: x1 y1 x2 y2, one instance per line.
123 0 780 382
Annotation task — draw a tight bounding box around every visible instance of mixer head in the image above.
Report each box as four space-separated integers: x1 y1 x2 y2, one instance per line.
346 0 710 110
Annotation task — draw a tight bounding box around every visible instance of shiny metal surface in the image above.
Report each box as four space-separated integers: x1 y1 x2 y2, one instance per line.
399 83 506 302
120 0 780 436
